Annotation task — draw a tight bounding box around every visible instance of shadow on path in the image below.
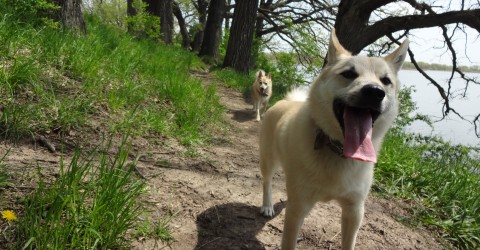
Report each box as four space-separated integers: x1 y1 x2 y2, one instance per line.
195 202 285 249
230 108 256 123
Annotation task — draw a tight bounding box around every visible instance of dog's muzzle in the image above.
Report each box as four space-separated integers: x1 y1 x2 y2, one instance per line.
334 84 386 131
260 86 269 96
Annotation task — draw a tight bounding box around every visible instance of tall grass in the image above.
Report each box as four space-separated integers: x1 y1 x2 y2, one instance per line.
0 12 223 145
213 68 254 97
18 138 146 249
0 150 10 191
376 131 480 248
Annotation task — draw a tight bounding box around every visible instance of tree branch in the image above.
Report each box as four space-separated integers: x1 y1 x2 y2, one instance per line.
366 9 480 47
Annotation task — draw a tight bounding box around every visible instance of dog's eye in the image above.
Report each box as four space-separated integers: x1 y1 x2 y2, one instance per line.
380 77 392 85
340 70 358 79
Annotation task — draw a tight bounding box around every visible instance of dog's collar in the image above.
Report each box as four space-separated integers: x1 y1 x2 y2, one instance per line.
314 129 344 157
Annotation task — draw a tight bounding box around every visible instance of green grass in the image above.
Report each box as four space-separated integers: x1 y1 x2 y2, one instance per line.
0 13 223 145
18 138 146 249
0 150 10 191
133 211 176 245
376 129 480 249
213 67 254 98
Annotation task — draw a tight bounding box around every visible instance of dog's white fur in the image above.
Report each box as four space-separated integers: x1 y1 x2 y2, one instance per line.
259 29 409 250
251 70 273 121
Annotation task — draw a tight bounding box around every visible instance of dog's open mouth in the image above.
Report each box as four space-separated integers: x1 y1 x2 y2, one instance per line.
260 87 269 96
333 100 381 163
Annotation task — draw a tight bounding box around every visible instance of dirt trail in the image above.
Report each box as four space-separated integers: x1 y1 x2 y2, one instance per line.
0 71 445 249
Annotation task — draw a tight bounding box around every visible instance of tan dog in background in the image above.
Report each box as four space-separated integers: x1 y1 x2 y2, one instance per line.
259 29 409 250
251 70 272 121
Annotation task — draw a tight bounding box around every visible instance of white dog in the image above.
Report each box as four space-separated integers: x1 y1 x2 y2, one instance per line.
251 70 272 121
259 29 409 250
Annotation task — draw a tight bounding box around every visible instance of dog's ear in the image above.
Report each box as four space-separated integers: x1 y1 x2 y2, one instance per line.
327 28 351 65
385 39 410 73
257 70 264 79
267 73 272 79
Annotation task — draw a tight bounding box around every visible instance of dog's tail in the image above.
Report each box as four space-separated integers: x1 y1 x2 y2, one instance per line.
285 87 308 102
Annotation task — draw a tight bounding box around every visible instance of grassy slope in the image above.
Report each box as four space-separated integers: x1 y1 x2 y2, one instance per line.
0 15 223 145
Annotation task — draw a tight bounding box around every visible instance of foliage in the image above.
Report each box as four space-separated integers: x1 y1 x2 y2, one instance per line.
288 23 325 79
375 88 480 249
0 0 60 28
18 138 146 249
125 0 161 40
85 0 128 30
218 28 229 61
256 51 308 103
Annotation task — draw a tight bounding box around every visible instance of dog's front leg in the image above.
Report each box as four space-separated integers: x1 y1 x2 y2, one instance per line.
340 200 365 250
256 102 262 121
281 200 313 250
261 101 268 118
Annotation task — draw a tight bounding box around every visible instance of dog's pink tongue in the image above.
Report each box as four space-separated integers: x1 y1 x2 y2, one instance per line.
343 108 377 163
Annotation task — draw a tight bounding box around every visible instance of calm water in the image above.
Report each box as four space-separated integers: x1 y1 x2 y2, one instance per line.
399 70 480 146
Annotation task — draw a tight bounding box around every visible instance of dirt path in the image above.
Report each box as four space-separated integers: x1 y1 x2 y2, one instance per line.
0 71 445 249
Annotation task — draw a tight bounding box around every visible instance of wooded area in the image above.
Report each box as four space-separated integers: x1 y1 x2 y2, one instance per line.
62 0 480 136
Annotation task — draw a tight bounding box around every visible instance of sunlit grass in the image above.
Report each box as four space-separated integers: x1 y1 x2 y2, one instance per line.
18 138 146 249
0 13 223 145
376 129 480 249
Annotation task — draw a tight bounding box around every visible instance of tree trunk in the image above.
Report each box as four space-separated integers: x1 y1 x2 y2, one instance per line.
334 0 372 55
173 1 190 49
159 0 173 44
223 0 259 74
191 0 209 52
52 0 87 34
199 0 226 59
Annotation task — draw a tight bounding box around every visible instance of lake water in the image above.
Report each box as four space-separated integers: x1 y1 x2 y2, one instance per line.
399 70 480 146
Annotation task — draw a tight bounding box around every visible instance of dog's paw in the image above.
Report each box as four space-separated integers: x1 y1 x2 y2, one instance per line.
260 205 275 217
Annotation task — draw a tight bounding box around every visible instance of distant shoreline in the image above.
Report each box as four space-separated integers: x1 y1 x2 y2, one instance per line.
403 61 480 73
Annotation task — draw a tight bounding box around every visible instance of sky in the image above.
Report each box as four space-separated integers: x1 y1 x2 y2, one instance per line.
387 0 480 67
407 26 480 66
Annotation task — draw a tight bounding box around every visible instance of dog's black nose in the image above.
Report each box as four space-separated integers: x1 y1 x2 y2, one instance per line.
361 84 385 102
